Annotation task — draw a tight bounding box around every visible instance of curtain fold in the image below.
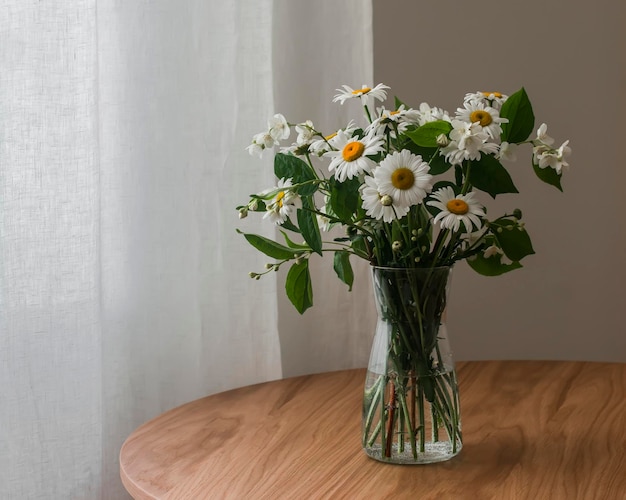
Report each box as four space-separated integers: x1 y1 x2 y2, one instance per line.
0 0 373 498
272 0 377 377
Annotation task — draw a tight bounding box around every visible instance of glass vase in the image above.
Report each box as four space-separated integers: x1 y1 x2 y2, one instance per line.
362 266 462 464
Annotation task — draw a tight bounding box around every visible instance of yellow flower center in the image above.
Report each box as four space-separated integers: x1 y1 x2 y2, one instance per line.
391 167 415 190
446 199 469 215
470 110 493 127
390 110 400 116
342 141 365 162
276 191 285 208
325 132 337 141
482 91 503 98
352 87 371 95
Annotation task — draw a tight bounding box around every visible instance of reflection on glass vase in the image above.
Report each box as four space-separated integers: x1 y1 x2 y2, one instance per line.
362 266 462 464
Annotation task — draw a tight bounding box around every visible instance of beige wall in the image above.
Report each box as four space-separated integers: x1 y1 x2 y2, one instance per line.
374 0 626 361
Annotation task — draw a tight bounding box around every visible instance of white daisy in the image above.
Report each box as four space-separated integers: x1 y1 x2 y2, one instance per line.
324 131 384 182
332 84 390 105
360 175 409 223
262 178 298 225
367 105 421 137
455 101 508 139
374 150 433 209
427 187 485 232
440 120 499 165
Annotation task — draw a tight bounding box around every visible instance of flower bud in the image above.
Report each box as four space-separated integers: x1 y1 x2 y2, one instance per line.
392 241 402 252
512 208 522 220
238 208 248 219
380 194 393 206
436 134 449 147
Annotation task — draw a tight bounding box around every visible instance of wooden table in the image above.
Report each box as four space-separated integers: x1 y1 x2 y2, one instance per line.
120 361 626 499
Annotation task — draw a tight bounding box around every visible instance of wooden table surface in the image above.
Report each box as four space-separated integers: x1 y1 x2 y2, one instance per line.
119 361 626 499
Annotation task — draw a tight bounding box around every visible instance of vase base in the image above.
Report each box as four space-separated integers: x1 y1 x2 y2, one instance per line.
364 441 462 465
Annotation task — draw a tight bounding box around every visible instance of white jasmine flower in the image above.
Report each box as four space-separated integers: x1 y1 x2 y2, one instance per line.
360 175 409 223
333 84 390 105
417 102 451 125
535 123 555 146
309 121 358 155
295 120 316 145
440 120 499 165
374 150 433 209
262 178 298 225
246 141 264 158
535 140 571 174
455 101 508 139
483 244 503 259
427 187 485 232
309 135 334 156
246 131 275 158
497 141 518 162
460 228 488 251
316 198 332 231
268 114 290 142
324 131 384 182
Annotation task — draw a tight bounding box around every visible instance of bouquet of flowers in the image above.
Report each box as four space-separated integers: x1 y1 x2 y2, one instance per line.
237 83 570 463
237 83 570 314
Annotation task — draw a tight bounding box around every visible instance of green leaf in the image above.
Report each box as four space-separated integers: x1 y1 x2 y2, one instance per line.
349 235 369 260
333 251 354 291
274 153 317 196
394 96 407 109
280 230 310 250
469 155 519 198
297 200 322 256
238 230 297 260
500 88 535 144
329 177 361 221
467 253 523 276
280 218 301 234
490 220 535 261
532 162 563 191
285 260 313 314
406 120 452 148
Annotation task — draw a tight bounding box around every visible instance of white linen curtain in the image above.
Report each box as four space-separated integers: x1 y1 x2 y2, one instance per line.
0 1 373 498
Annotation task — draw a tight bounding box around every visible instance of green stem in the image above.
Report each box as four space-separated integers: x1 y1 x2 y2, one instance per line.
362 375 384 446
418 382 426 453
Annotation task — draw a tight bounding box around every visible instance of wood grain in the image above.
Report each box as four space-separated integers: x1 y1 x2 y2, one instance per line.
119 361 626 499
